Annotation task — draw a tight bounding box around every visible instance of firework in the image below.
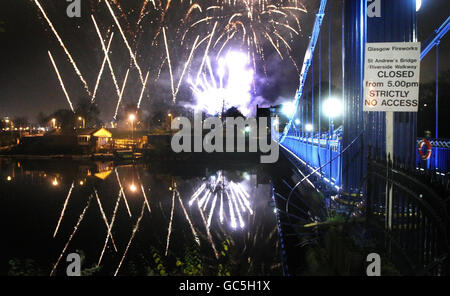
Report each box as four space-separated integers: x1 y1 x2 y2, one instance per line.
176 189 200 246
92 16 122 100
104 0 145 84
48 51 75 113
189 50 254 115
35 0 91 96
114 201 146 276
115 168 132 217
94 189 118 252
53 182 74 238
91 33 114 103
164 189 176 256
50 195 92 276
137 71 150 109
162 27 176 103
114 68 130 120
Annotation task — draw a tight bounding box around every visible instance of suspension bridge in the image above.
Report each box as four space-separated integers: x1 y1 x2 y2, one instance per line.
270 0 450 276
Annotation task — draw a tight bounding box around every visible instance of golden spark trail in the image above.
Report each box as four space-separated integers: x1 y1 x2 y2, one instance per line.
162 27 176 103
115 169 132 217
92 16 122 99
35 0 91 96
114 201 146 276
94 189 118 252
48 51 75 113
137 71 150 109
176 190 200 246
114 68 129 120
104 0 144 84
50 195 92 276
53 182 74 238
164 190 176 256
91 33 114 103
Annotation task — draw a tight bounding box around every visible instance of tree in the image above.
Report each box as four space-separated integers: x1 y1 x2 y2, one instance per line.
223 107 245 119
49 109 75 133
75 96 101 128
36 111 48 127
13 116 29 127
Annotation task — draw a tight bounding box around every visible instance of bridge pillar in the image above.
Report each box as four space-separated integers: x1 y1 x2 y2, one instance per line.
341 0 366 194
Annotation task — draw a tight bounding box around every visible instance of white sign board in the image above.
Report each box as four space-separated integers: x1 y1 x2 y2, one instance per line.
363 42 421 112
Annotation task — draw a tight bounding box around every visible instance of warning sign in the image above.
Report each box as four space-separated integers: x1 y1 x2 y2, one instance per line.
363 42 421 112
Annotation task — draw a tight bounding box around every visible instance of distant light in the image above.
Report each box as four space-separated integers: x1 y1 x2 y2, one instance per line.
6 176 12 181
243 172 250 181
281 102 295 117
244 126 251 133
323 98 343 118
128 114 136 122
305 124 313 132
79 180 84 186
130 183 137 192
416 0 422 11
295 119 300 126
52 178 59 186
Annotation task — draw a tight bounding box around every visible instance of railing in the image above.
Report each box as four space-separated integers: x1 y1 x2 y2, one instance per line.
366 154 449 275
281 136 341 188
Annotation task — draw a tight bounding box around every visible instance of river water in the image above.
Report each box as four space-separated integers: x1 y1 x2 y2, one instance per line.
0 158 281 276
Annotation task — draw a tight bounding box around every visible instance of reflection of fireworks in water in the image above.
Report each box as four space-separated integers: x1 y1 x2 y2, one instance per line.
189 171 253 230
50 195 93 276
189 51 254 115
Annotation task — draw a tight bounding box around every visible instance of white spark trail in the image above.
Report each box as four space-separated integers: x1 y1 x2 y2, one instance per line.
35 0 91 96
114 201 146 276
94 189 118 252
164 190 176 256
140 184 151 214
196 22 218 83
50 195 92 276
137 71 150 109
207 193 218 227
91 33 114 103
162 27 176 103
197 202 219 259
53 182 74 238
176 190 200 246
48 51 74 113
104 0 144 84
174 35 200 98
98 190 121 266
115 168 132 217
92 16 122 99
114 68 130 120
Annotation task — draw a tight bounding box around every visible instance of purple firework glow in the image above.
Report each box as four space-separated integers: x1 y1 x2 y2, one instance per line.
188 51 254 116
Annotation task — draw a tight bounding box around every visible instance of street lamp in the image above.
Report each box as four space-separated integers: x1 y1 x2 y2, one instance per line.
129 114 136 150
78 116 85 128
323 97 343 138
416 0 422 11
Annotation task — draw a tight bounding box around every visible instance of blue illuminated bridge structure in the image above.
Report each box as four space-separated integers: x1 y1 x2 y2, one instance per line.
269 0 450 276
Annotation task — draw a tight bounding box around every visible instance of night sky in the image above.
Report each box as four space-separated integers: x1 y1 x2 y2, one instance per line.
0 0 448 123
